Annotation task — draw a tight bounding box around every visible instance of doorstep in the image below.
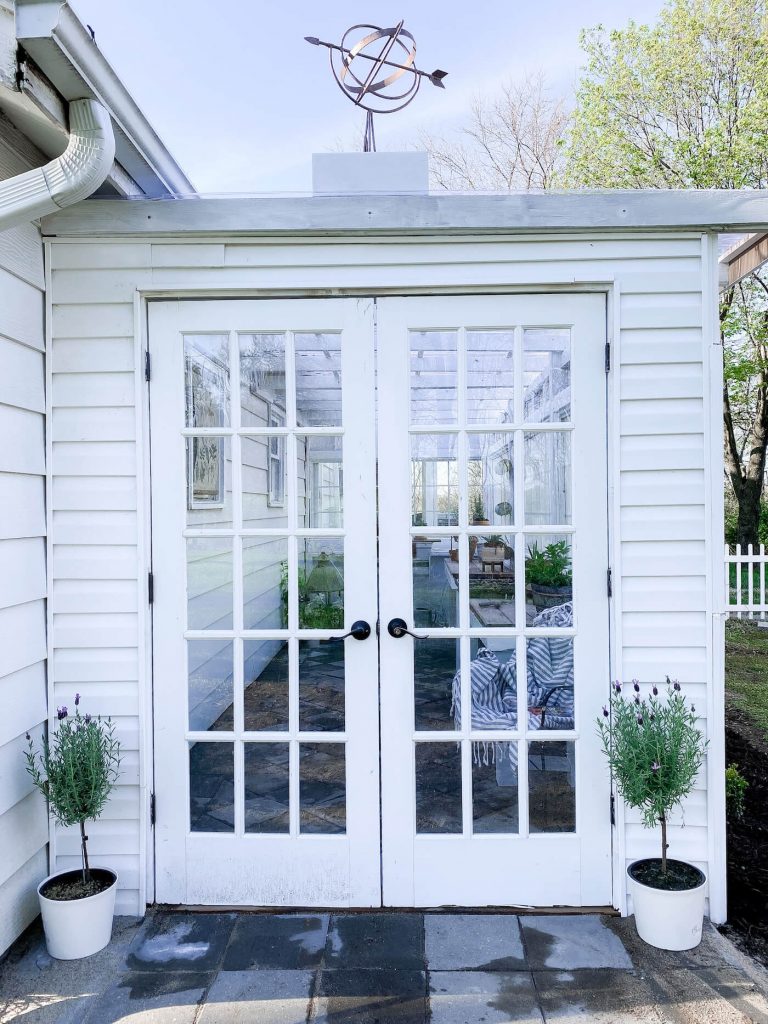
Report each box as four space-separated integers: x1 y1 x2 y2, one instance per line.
2 911 768 1023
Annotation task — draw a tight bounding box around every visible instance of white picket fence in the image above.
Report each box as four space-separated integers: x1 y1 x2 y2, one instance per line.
725 544 768 618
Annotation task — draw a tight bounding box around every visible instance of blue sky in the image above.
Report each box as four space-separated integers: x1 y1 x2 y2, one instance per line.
69 1 665 194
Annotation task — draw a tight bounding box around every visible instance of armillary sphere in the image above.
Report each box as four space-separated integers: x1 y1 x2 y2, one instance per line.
305 21 447 151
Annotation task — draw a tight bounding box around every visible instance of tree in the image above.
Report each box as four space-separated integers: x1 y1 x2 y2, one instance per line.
423 72 569 191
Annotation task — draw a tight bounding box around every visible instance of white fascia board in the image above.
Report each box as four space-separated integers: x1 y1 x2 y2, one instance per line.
16 0 194 198
41 189 768 237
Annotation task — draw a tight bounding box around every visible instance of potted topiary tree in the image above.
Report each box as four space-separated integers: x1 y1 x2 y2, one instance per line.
598 679 707 950
25 695 121 959
525 540 572 609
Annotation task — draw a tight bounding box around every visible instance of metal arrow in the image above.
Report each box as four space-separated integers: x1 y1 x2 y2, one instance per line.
305 34 447 88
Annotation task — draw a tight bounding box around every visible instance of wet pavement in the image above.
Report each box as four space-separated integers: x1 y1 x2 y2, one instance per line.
3 911 768 1023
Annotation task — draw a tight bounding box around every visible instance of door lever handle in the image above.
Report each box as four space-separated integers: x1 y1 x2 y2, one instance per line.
323 619 371 643
387 617 428 640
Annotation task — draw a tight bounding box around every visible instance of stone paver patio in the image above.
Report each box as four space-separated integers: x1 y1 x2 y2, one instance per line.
2 911 768 1023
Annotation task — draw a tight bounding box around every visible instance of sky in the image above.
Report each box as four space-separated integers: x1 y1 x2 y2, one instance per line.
68 1 665 195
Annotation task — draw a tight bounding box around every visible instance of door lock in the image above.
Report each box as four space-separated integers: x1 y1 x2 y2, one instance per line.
323 619 372 643
386 617 428 640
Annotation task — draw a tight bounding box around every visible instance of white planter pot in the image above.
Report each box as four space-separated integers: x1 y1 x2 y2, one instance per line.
38 868 117 960
627 860 706 951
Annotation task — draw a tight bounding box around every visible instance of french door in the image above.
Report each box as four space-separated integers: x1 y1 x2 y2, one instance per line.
149 292 610 908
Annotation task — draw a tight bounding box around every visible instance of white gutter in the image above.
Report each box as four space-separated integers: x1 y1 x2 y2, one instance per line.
0 97 114 231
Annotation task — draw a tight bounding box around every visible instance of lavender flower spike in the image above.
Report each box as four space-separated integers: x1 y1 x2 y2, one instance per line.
75 693 80 706
636 714 644 725
673 681 681 691
57 706 67 720
652 685 658 696
633 681 640 693
651 762 660 773
602 706 609 718
614 681 622 693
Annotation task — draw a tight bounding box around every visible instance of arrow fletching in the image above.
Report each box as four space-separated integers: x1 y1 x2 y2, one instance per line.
305 36 321 45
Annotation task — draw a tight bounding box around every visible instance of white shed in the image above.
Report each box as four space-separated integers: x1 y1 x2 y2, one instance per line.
30 154 755 924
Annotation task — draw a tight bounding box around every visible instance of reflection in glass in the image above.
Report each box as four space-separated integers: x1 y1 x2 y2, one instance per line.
415 743 462 833
412 535 458 628
299 641 345 731
526 636 574 731
243 639 288 730
467 433 514 526
411 434 458 528
524 432 571 525
188 639 233 732
189 741 234 832
239 333 286 427
523 328 571 423
528 741 576 832
414 639 458 731
466 330 514 425
300 743 346 834
300 539 344 630
298 435 343 529
184 335 230 428
456 641 516 730
243 538 287 631
186 436 232 528
244 743 290 833
295 333 342 427
524 536 573 627
242 436 288 528
187 538 232 630
410 330 457 425
473 742 519 833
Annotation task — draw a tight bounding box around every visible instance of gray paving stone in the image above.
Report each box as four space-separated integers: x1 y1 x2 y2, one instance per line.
429 970 543 1022
126 913 235 973
324 914 425 970
533 969 667 1023
520 915 633 970
647 967 768 1024
81 971 213 1024
222 914 328 971
199 970 313 1023
314 969 427 1023
425 914 526 971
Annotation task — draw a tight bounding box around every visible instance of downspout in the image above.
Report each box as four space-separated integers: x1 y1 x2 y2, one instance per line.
0 98 115 232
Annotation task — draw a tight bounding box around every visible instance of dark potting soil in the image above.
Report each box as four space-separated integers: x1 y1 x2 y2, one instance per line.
40 868 115 902
629 858 704 891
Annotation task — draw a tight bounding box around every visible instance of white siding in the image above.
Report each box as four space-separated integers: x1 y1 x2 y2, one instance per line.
44 231 718 918
0 128 48 952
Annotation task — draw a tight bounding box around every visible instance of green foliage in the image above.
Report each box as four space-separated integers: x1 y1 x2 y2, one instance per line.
725 619 768 741
299 603 344 629
566 0 768 189
525 541 572 588
725 763 748 820
470 492 486 522
598 679 707 869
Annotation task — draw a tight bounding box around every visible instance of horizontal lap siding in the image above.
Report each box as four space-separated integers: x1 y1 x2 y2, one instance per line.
0 145 47 953
47 232 712 914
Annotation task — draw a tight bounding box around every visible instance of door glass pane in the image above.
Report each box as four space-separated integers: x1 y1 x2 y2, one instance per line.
414 639 459 731
410 330 457 425
523 329 571 423
187 538 232 630
300 743 346 834
466 330 514 425
411 434 458 528
242 436 288 528
528 741 575 832
244 742 290 833
469 536 515 627
188 639 233 732
524 535 573 627
244 639 288 731
186 436 232 528
298 435 343 528
295 333 342 427
415 743 462 833
243 538 287 631
185 335 230 428
239 333 286 427
472 742 519 834
412 535 458 628
467 433 514 526
466 641 517 730
299 641 345 732
526 637 574 732
299 539 344 630
524 432 571 526
189 741 234 832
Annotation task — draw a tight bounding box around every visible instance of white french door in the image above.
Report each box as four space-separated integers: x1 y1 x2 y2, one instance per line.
149 292 611 908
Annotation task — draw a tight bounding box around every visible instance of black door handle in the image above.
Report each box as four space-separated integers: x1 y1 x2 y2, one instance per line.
323 619 371 643
387 617 428 640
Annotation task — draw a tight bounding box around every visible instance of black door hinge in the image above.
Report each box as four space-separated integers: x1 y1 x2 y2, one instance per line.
148 571 154 604
150 792 156 826
604 341 611 373
610 793 616 826
144 351 151 382
607 568 613 598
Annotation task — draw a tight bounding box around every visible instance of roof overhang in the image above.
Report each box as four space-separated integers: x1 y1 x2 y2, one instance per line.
719 232 768 288
12 0 193 198
41 189 768 238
